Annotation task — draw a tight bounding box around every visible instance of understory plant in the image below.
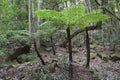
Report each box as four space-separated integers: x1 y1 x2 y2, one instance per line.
35 3 109 79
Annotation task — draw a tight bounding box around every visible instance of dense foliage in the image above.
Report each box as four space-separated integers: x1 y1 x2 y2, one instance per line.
35 4 109 30
0 0 120 80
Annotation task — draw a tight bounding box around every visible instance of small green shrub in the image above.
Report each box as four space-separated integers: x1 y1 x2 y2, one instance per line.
0 50 5 56
0 34 9 46
0 30 31 46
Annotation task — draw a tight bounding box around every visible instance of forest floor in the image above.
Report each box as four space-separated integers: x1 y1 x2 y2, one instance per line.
0 44 120 80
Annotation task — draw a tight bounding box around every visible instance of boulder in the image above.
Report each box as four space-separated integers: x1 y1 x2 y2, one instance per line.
7 45 30 63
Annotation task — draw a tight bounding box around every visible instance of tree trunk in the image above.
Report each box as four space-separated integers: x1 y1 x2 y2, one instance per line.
67 27 72 63
84 0 91 13
28 0 31 32
116 0 120 18
50 36 56 55
85 27 90 68
66 27 73 80
60 25 101 47
34 40 45 65
37 0 41 26
36 0 42 51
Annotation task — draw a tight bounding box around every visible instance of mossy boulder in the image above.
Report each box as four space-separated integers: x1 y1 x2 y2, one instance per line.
97 52 108 60
48 62 58 73
110 53 120 61
7 45 30 63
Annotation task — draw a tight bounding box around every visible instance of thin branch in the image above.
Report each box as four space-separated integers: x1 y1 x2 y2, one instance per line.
59 25 101 47
34 39 46 65
95 0 120 21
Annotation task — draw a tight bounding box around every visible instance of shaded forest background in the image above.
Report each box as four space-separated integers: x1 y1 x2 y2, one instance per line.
0 0 120 80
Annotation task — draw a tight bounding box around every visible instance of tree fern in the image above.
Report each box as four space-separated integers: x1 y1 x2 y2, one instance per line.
35 4 109 30
35 9 64 25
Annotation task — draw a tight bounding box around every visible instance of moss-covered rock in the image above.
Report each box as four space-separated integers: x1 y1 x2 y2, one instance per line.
97 52 108 60
110 53 120 61
7 45 30 63
48 62 58 73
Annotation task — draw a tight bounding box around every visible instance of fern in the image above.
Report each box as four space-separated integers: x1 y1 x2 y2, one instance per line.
35 9 64 25
35 4 109 30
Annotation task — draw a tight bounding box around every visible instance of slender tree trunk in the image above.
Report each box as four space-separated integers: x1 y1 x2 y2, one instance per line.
95 0 108 47
66 27 73 80
36 0 42 51
115 0 120 48
60 25 101 47
37 0 41 26
101 0 108 14
84 0 91 13
67 27 72 62
116 0 120 18
28 0 31 32
109 1 118 51
50 36 56 55
75 0 80 4
34 40 45 65
85 27 90 68
31 0 35 32
84 0 93 43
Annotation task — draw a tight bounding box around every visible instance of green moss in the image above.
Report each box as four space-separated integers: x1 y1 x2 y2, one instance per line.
97 52 108 60
48 62 58 73
110 53 120 61
111 53 120 57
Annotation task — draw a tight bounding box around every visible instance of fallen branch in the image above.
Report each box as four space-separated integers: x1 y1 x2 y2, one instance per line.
95 0 120 21
59 25 101 47
34 39 46 65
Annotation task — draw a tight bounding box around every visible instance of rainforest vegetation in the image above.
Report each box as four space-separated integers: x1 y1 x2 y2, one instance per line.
0 0 120 80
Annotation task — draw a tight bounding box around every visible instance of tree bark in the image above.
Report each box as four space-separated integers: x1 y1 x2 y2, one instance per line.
66 27 73 80
50 36 56 55
84 0 91 13
85 27 90 68
28 0 31 32
116 0 120 18
37 0 41 26
67 27 72 62
34 40 45 65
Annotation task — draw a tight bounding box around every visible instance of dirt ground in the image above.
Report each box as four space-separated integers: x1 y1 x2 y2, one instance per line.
0 45 120 80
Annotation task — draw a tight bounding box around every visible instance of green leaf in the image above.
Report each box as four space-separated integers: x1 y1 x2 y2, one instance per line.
75 9 109 29
35 9 63 23
39 21 54 29
61 4 86 25
35 4 109 30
